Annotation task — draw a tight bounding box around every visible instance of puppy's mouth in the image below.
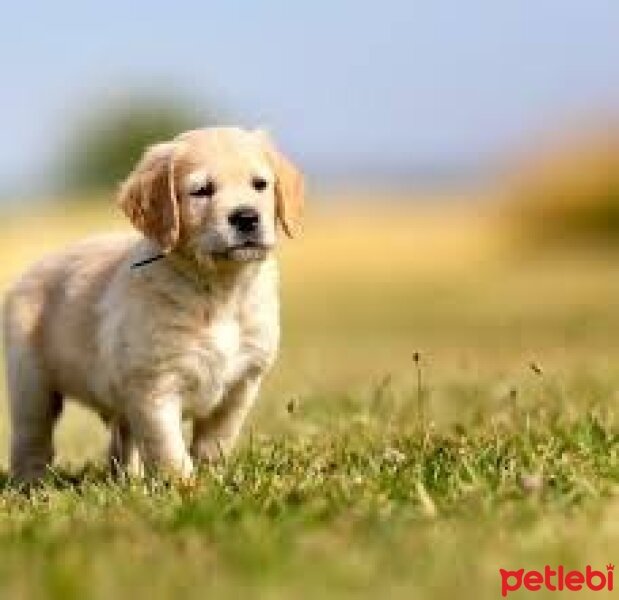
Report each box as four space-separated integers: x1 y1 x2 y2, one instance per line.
213 242 271 262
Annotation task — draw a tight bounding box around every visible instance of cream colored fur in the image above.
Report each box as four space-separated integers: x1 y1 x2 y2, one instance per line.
2 127 303 482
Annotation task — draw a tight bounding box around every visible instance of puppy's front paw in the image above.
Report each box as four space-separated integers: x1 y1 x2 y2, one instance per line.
190 438 230 466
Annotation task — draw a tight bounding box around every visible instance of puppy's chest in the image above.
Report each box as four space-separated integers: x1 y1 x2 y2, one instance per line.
173 313 276 417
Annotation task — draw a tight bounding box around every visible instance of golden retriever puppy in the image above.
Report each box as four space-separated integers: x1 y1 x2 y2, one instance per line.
2 127 303 482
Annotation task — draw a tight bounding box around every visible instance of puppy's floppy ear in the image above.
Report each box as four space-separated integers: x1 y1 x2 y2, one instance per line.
257 131 304 238
117 142 180 253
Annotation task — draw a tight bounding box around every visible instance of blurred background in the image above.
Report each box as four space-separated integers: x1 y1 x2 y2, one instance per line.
0 1 618 461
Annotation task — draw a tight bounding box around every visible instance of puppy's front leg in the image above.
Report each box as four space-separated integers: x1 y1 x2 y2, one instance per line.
127 398 193 480
191 375 262 464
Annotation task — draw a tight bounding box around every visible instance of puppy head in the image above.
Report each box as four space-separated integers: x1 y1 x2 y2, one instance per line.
118 127 304 263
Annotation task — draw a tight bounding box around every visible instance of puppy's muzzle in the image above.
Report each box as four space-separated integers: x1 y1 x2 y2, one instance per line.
229 206 260 235
212 206 270 261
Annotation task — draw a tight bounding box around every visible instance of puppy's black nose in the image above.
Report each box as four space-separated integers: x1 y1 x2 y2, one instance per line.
229 207 260 234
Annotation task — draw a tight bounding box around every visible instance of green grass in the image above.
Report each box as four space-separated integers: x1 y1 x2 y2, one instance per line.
0 202 618 598
0 377 616 599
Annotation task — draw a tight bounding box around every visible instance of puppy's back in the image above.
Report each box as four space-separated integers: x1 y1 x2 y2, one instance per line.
3 233 138 401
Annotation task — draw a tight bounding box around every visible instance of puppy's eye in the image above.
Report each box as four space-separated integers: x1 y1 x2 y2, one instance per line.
252 176 268 192
190 180 217 198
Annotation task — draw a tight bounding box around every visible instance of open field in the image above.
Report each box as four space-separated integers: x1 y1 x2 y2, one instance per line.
0 194 617 599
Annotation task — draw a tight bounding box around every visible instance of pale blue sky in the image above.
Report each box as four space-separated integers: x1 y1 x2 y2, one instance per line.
0 1 617 194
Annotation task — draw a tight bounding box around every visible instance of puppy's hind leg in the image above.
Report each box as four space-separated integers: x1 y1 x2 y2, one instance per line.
109 418 143 479
5 341 63 484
